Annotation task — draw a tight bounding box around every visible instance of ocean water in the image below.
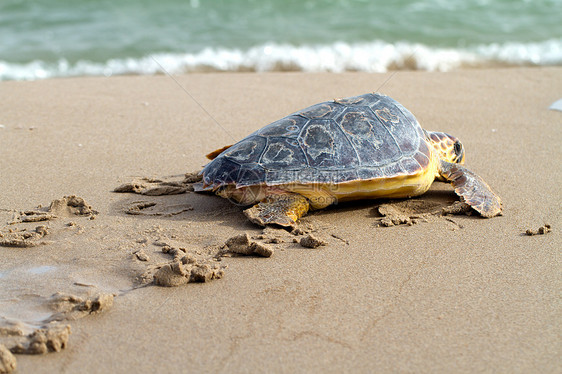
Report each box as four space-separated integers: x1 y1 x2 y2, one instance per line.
0 0 561 80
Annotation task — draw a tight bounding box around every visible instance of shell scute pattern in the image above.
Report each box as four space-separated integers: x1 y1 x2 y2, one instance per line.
223 135 266 162
299 119 358 170
203 157 241 187
266 167 358 185
336 106 404 168
375 96 426 155
357 167 384 180
413 140 431 170
202 93 428 187
334 95 368 106
299 102 345 119
260 137 307 169
257 116 304 137
301 120 336 160
236 165 266 187
400 157 424 174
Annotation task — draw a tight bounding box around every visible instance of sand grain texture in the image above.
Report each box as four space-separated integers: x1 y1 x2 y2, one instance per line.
0 70 560 373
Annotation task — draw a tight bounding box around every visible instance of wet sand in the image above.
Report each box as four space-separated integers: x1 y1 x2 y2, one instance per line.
0 68 560 373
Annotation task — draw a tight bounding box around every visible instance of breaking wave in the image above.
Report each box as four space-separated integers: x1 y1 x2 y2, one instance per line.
1 38 560 81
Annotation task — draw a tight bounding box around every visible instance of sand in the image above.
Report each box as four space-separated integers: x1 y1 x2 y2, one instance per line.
0 68 560 373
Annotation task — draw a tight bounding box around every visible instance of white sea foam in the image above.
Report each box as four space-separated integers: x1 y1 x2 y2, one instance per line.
1 38 560 81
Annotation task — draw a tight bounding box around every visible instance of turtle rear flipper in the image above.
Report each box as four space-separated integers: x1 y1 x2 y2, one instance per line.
244 193 309 227
206 144 233 160
439 161 502 218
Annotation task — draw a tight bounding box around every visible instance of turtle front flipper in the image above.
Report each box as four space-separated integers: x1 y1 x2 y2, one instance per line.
243 193 309 227
439 160 502 218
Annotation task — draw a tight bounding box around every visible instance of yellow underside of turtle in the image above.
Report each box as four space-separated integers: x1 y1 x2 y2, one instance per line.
220 159 438 210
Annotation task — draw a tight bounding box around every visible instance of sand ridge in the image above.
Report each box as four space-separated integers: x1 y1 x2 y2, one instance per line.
0 196 97 248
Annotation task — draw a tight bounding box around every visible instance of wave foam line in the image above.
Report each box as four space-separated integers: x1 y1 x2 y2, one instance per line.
1 39 561 80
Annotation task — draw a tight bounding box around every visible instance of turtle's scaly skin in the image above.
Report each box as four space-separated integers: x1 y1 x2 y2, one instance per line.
201 93 502 226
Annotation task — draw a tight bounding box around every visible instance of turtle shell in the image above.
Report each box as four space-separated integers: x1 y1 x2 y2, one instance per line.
202 93 431 188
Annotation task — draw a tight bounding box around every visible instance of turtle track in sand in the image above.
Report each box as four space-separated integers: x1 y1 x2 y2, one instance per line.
373 199 474 228
0 175 503 373
0 196 114 372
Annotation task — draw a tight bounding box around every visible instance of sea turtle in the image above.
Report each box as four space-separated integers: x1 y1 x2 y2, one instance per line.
200 93 502 227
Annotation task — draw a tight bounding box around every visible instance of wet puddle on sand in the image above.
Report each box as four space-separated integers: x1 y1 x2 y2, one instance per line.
1 265 63 326
0 263 119 330
26 265 57 275
1 265 66 337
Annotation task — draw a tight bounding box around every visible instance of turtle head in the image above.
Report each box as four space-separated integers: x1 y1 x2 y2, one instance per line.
425 130 465 164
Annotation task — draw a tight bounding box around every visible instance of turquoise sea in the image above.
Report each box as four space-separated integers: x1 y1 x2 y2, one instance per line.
1 0 561 80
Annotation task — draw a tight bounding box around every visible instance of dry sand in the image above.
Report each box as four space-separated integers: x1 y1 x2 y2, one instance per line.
0 68 560 373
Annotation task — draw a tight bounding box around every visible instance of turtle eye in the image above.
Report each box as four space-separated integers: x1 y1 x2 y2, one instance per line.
453 141 462 156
